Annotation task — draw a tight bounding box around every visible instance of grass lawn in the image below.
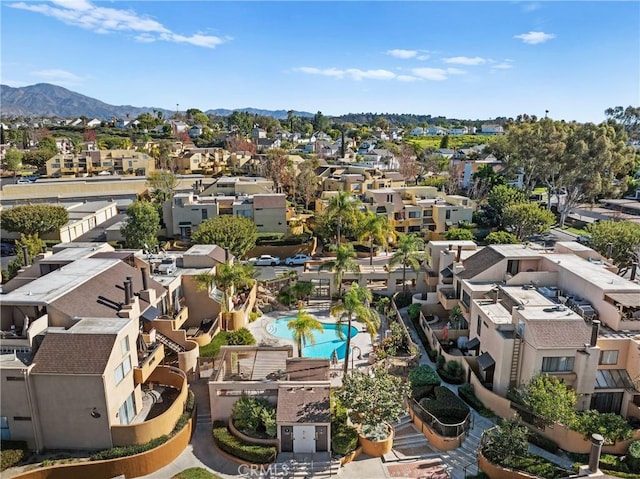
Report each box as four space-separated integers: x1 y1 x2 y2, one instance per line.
199 331 229 358
172 467 222 479
562 226 589 236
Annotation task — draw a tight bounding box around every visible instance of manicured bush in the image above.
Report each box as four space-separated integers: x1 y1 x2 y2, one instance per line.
420 386 469 423
212 426 276 463
172 467 223 478
1 440 28 471
91 435 170 460
426 348 438 362
457 383 493 417
226 328 256 346
331 424 359 456
408 365 441 400
437 360 465 384
435 354 445 370
503 454 571 479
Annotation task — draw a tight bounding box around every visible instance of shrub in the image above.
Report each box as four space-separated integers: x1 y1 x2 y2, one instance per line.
628 440 640 473
458 383 493 417
226 328 256 346
437 360 465 384
573 410 633 444
420 386 470 423
408 365 440 399
504 454 571 479
481 417 528 464
1 441 28 471
331 424 359 456
212 426 276 463
361 423 390 441
249 311 261 323
427 348 438 362
435 354 445 370
408 303 421 320
231 395 276 438
172 467 223 478
91 435 169 460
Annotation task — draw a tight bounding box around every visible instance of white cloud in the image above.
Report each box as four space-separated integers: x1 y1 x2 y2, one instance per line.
31 69 85 82
2 79 29 87
8 1 228 48
411 68 448 81
522 2 541 13
446 68 467 75
296 67 396 81
416 54 430 61
443 56 487 66
514 31 556 44
386 49 418 59
396 75 419 82
492 62 513 70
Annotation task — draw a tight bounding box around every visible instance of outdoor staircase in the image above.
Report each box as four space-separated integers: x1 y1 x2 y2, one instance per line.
270 453 341 478
509 336 522 386
156 331 186 353
383 414 439 463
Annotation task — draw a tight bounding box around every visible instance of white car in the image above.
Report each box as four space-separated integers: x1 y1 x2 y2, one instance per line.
285 254 312 266
248 255 281 266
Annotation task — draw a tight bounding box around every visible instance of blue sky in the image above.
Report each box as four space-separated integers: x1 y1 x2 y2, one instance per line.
1 1 638 122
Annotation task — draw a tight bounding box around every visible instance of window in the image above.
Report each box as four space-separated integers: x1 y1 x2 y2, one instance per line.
118 392 136 425
201 209 208 220
542 356 574 373
120 337 130 356
599 350 619 365
423 210 433 217
6 376 25 382
114 356 132 385
0 416 9 440
462 291 471 309
446 210 451 220
477 315 482 336
13 417 31 421
408 211 420 219
507 260 520 275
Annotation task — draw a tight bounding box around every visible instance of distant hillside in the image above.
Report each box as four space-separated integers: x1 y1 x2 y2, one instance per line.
0 83 172 119
0 83 314 120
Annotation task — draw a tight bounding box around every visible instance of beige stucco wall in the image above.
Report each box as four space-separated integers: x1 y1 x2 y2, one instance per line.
0 365 38 449
254 207 287 234
181 274 222 325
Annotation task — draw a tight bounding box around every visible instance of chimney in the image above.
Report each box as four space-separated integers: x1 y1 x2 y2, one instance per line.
457 245 463 262
448 244 453 251
22 246 29 266
126 276 134 303
41 245 47 254
124 280 131 305
141 267 149 291
590 320 600 347
631 262 638 281
588 434 604 473
606 242 613 259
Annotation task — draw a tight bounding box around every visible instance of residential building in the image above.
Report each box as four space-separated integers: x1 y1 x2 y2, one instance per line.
439 242 640 419
45 149 155 177
174 147 228 175
480 124 505 135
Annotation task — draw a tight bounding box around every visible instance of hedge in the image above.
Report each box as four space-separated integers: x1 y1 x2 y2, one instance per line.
408 365 441 388
420 386 469 423
1 440 28 471
436 361 465 385
503 454 571 479
331 424 359 456
457 383 493 418
212 425 276 464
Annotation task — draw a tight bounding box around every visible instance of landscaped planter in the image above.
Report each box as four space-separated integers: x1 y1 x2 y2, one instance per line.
358 424 394 457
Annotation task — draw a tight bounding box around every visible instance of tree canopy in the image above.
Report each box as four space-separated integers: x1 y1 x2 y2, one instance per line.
444 228 475 241
191 215 258 259
586 220 640 275
502 202 555 240
4 148 23 178
0 205 68 236
121 200 160 249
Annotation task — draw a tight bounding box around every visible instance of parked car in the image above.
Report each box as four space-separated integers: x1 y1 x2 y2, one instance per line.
285 253 312 266
0 243 16 257
248 255 281 266
577 235 591 245
16 178 31 184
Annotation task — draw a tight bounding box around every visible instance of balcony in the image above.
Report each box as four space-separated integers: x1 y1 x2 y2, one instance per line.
134 342 165 385
438 288 459 310
111 366 188 446
183 317 219 348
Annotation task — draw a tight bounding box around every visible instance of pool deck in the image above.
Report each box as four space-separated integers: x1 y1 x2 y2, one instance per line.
246 300 382 386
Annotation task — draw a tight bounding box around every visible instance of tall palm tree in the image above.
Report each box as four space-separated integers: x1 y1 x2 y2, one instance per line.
319 243 359 298
388 233 426 299
326 190 361 246
357 210 396 265
330 283 380 376
287 307 325 357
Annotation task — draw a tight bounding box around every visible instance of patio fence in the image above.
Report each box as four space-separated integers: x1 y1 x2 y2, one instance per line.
409 397 472 439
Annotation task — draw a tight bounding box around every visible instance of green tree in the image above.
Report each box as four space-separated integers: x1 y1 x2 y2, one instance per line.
487 185 527 227
192 215 257 259
312 111 330 132
6 234 46 280
444 228 475 241
325 191 362 245
439 135 449 149
586 221 640 276
147 169 179 201
296 158 320 210
195 262 250 321
485 231 519 244
388 234 426 298
468 164 507 200
605 105 640 141
0 205 68 236
331 283 380 376
502 202 555 240
121 200 160 249
319 243 358 298
357 210 395 265
523 375 577 426
287 307 325 357
481 417 529 465
336 365 410 431
4 148 23 179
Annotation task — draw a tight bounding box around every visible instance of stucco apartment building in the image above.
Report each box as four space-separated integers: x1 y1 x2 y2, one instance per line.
45 149 155 177
439 242 640 419
0 245 187 451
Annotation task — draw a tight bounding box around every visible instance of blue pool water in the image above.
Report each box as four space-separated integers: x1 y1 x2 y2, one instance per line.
267 317 358 359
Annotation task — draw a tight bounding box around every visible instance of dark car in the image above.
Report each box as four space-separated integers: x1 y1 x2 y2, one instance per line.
0 243 16 257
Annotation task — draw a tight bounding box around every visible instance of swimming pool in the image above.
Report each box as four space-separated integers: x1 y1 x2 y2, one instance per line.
266 317 358 359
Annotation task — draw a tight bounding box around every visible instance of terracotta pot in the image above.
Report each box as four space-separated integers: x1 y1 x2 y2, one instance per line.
358 424 394 457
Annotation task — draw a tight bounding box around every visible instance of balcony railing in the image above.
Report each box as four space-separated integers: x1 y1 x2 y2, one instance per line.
134 342 165 385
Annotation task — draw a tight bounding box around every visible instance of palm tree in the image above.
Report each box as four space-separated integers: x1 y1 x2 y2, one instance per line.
325 190 361 246
357 210 396 265
287 307 325 357
330 283 380 376
388 233 426 299
319 243 359 298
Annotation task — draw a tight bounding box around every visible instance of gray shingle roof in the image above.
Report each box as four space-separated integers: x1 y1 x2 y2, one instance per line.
31 333 115 375
276 386 330 423
457 247 504 279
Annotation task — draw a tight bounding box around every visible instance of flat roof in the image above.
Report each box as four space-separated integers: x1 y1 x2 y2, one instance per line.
501 286 556 307
476 301 512 324
517 304 583 322
1 258 120 306
67 317 130 335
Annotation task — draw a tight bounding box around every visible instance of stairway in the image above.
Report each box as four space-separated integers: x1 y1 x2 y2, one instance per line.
156 331 186 353
509 336 522 386
384 414 439 462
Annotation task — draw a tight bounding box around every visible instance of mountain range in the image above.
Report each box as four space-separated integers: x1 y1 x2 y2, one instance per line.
0 83 313 120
